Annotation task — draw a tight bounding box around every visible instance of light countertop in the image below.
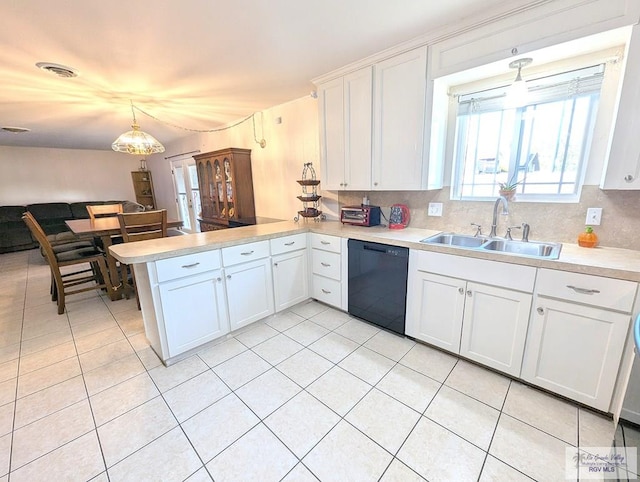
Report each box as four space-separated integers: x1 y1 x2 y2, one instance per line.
109 220 640 282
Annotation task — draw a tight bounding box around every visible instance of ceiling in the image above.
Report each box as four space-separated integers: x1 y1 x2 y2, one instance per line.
0 0 535 151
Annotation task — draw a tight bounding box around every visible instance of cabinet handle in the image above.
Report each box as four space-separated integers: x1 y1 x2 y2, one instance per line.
321 289 331 294
274 262 278 267
284 241 295 246
226 274 232 279
339 183 344 186
216 277 222 282
374 182 378 186
320 241 330 245
466 290 472 297
181 262 200 269
458 287 464 295
566 285 600 295
537 307 544 315
240 250 254 256
321 262 331 267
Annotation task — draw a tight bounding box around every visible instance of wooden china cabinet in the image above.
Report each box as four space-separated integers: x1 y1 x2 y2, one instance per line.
193 148 256 231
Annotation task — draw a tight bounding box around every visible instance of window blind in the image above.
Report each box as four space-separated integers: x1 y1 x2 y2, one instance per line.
457 64 605 115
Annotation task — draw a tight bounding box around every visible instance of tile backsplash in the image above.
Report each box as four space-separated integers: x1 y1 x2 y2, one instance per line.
336 185 640 250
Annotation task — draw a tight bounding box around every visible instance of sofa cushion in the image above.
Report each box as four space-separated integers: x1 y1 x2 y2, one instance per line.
0 207 35 253
70 202 92 219
0 226 35 252
122 201 145 213
0 206 27 223
27 203 73 221
27 203 74 235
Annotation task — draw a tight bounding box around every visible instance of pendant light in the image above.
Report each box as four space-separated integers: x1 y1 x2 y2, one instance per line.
504 58 533 108
112 101 165 156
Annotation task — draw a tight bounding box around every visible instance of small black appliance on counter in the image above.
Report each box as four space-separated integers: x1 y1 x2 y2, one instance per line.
340 206 381 227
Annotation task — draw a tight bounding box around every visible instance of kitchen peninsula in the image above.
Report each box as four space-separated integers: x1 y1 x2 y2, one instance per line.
110 220 640 415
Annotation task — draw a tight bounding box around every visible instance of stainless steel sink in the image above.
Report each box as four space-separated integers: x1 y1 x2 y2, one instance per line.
482 239 562 259
420 233 487 248
420 232 562 259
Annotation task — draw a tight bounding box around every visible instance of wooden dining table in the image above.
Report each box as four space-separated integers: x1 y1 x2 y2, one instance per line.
65 217 183 299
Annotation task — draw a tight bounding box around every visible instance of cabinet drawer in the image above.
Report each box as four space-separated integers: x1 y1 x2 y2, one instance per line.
310 233 341 253
536 269 637 313
312 274 341 308
270 233 307 256
312 250 341 281
155 250 221 283
411 250 536 293
222 240 270 266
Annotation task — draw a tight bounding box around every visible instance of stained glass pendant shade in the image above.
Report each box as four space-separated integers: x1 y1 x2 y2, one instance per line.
111 103 165 155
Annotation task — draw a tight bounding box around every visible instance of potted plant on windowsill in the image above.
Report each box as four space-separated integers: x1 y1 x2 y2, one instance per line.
498 177 520 200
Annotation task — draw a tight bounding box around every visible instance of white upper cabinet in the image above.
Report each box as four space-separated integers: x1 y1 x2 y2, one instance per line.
318 77 345 190
316 47 442 191
372 47 430 191
430 0 640 78
318 67 372 191
601 24 640 189
344 68 373 191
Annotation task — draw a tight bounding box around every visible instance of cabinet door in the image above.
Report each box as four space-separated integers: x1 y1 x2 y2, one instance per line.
521 297 629 411
405 271 465 353
601 24 640 190
318 77 346 190
343 67 372 190
225 258 275 331
159 270 229 358
273 250 308 312
373 47 428 190
459 282 532 377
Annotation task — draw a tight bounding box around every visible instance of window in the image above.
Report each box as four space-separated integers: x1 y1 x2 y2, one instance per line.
451 64 604 201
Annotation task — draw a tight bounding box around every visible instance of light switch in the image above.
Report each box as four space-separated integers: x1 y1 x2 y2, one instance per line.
585 207 602 225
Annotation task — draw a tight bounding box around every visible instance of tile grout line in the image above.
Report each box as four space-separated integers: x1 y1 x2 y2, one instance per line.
5 252 29 481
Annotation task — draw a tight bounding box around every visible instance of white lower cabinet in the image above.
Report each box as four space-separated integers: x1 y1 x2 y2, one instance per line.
143 249 228 363
405 250 535 377
521 268 637 411
459 282 532 377
272 249 308 312
159 269 228 357
522 298 631 411
405 271 466 353
225 257 274 331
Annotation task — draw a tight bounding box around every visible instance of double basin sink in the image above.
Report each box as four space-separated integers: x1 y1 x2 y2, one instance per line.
421 233 562 259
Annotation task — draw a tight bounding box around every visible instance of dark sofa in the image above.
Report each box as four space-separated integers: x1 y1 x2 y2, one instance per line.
0 201 143 253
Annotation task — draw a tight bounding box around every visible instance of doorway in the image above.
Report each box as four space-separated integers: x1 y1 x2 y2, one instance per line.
170 158 201 233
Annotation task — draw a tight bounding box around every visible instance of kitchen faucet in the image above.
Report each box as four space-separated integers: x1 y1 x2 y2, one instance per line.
489 196 509 238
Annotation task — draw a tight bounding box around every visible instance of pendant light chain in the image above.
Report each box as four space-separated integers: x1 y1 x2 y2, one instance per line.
130 104 267 148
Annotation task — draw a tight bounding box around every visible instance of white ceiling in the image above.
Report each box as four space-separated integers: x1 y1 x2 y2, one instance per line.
0 0 533 151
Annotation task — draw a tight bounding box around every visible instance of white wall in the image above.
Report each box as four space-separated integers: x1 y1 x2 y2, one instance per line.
147 96 320 222
0 146 138 205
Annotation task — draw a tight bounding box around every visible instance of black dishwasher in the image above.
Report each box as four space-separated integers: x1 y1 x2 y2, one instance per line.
348 239 409 336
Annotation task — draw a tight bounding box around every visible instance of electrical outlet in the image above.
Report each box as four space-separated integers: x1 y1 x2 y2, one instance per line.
585 207 602 225
428 202 443 217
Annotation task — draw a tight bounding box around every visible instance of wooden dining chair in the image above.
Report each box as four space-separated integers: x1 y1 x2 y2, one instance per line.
86 203 123 220
23 212 114 314
117 210 168 242
117 210 168 308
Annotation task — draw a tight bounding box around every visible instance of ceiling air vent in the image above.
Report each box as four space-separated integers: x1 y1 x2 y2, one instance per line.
1 127 30 133
35 62 78 78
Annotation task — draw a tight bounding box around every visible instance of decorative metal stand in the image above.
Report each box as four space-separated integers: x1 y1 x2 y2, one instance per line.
294 163 324 222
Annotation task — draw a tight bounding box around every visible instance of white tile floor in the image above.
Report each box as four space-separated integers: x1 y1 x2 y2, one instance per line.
0 249 628 481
